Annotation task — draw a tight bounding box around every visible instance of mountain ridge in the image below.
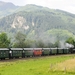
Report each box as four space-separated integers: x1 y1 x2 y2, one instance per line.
0 3 75 42
0 1 19 18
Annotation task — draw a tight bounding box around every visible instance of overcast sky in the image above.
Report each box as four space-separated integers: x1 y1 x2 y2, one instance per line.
0 0 75 14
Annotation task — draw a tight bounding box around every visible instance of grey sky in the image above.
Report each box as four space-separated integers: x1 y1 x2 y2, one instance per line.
0 0 75 14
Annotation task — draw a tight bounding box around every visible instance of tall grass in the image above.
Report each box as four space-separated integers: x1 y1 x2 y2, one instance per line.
0 55 75 75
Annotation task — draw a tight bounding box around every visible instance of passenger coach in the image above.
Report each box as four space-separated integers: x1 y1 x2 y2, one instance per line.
0 48 9 60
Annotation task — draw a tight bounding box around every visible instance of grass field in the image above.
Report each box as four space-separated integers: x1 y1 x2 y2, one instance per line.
0 55 75 75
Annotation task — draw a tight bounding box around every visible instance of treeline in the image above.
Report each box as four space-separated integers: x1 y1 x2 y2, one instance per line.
0 32 75 48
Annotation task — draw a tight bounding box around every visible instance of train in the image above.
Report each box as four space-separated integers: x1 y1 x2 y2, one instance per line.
0 47 75 60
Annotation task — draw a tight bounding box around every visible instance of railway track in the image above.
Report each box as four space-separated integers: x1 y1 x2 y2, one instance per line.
0 53 75 62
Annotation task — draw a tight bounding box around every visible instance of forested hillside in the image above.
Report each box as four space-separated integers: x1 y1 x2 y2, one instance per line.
0 4 75 43
0 1 19 18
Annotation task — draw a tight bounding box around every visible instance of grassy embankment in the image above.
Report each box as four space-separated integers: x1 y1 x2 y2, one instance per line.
0 55 75 75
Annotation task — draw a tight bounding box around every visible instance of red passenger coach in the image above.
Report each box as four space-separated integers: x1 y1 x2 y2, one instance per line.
33 48 42 56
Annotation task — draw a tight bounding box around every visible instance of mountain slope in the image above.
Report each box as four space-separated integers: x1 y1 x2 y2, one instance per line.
0 1 19 18
0 4 75 42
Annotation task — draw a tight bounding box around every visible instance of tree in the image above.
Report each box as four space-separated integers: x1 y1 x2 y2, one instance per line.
66 37 75 45
35 39 45 48
54 40 60 48
66 37 75 48
13 32 26 48
0 32 10 48
46 42 54 48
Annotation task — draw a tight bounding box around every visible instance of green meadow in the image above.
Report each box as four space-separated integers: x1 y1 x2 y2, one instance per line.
0 55 75 75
